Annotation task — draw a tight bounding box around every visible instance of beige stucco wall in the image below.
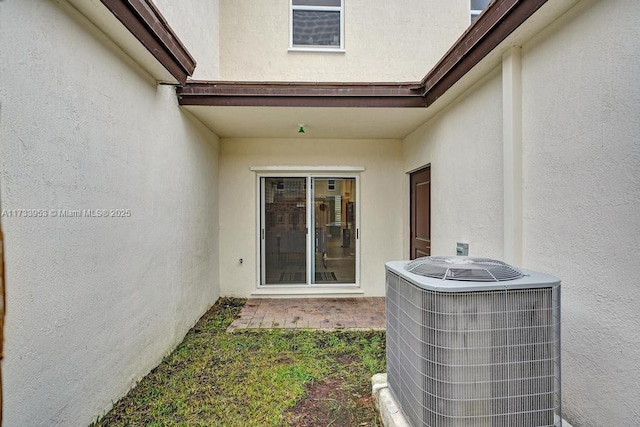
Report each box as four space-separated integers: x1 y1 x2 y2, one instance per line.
153 0 220 80
520 0 640 424
0 1 220 426
402 0 640 425
402 68 505 259
219 138 403 297
219 0 469 82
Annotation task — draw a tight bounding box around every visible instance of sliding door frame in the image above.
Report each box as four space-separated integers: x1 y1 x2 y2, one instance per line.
254 168 362 289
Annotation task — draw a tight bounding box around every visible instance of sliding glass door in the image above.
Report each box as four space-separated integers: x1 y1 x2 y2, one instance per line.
260 176 357 286
311 178 356 284
261 177 307 284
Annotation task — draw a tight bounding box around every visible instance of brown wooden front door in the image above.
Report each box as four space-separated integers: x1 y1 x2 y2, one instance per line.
410 167 431 259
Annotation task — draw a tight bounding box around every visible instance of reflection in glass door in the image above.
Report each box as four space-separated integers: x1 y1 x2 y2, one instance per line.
261 177 307 284
260 176 357 285
312 178 356 284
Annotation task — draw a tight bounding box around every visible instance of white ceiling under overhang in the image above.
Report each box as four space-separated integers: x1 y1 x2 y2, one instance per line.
182 105 433 139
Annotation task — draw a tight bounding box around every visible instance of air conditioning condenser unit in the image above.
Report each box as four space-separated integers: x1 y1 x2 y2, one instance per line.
385 257 561 427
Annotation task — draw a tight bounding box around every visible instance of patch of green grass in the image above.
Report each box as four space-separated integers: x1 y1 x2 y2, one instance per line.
92 298 386 427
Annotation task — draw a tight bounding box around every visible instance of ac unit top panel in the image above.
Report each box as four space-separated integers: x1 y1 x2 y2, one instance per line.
386 260 560 292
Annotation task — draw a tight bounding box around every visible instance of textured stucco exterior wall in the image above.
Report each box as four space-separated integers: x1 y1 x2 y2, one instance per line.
521 0 640 424
153 0 220 80
219 138 403 297
219 0 469 82
401 0 640 424
402 69 504 260
0 2 220 426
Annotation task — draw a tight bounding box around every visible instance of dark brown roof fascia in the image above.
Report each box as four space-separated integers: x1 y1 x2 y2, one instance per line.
177 82 426 108
421 0 548 105
101 0 196 84
176 0 546 108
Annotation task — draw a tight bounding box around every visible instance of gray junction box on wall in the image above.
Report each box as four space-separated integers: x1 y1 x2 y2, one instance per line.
385 257 562 427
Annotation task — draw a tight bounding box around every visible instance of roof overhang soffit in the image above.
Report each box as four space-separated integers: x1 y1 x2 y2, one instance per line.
423 0 548 105
177 82 426 108
177 0 548 108
66 0 196 84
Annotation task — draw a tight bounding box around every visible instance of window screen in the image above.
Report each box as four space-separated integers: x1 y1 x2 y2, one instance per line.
291 0 343 49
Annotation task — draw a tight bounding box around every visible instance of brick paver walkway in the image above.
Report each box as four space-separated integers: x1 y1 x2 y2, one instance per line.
227 298 386 331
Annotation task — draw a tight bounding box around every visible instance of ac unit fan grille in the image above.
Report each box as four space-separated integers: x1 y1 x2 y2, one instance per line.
406 256 524 282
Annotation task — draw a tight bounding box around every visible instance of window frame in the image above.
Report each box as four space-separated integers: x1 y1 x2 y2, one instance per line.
470 0 490 23
289 0 345 53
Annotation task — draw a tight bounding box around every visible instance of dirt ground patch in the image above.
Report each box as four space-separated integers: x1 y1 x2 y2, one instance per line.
286 377 378 427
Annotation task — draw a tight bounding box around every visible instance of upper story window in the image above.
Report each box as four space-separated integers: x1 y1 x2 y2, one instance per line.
290 0 344 51
470 0 490 22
